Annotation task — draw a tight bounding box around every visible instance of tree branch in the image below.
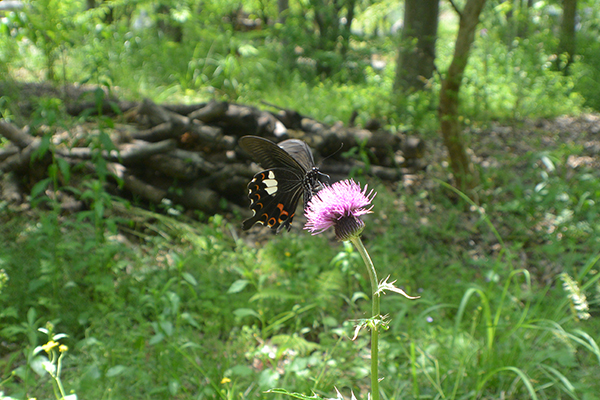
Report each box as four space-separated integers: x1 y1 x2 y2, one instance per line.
447 0 463 19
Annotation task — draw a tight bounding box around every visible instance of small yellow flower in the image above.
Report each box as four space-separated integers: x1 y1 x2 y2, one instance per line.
41 341 59 353
59 344 68 352
221 377 231 384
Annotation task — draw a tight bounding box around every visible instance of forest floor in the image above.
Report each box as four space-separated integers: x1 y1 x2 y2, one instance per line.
2 81 600 399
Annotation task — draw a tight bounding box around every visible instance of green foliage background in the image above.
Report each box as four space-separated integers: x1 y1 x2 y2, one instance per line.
1 0 600 399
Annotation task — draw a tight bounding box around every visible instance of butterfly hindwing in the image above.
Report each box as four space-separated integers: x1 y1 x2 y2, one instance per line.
243 168 304 232
240 135 323 233
277 139 315 171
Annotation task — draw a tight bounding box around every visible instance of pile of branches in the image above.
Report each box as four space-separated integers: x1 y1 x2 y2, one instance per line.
0 97 424 216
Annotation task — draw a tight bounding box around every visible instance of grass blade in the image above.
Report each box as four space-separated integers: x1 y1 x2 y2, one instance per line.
477 366 539 400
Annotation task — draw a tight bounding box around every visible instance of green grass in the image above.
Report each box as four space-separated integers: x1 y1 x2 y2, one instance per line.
1 152 600 399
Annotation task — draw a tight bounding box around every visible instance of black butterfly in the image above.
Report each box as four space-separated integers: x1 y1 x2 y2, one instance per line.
239 135 327 232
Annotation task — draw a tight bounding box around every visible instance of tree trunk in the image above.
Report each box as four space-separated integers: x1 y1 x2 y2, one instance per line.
555 0 577 74
517 0 534 38
312 0 337 51
340 0 356 56
438 0 486 191
277 0 289 24
393 0 439 92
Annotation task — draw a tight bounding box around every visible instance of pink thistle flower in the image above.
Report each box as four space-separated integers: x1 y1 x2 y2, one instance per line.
304 179 376 241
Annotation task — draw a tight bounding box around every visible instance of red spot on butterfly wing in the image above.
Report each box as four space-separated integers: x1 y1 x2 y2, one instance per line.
276 203 290 223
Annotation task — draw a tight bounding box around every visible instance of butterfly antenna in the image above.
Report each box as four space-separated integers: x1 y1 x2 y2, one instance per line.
321 142 345 163
316 143 343 181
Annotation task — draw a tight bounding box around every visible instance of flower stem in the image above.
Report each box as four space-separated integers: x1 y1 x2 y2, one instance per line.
56 352 67 399
350 236 380 400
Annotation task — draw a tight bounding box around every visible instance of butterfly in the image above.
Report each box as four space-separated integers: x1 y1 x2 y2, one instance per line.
239 135 327 232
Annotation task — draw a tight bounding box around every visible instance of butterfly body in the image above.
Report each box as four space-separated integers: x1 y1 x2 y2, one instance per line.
240 136 326 232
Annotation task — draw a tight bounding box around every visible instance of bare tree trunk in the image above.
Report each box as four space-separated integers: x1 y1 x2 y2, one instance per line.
555 0 577 74
438 0 486 191
394 0 439 92
278 0 289 24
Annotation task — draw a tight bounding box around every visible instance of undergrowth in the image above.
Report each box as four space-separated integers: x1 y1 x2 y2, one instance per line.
1 141 599 398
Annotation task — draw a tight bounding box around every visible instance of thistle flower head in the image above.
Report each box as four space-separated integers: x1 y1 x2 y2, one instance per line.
304 179 376 241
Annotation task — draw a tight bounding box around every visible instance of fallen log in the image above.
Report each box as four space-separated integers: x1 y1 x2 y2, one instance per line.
108 163 167 204
0 139 42 173
1 172 23 203
56 139 177 164
130 122 176 142
134 99 224 148
0 121 35 148
144 149 217 180
1 92 425 220
188 100 228 122
168 183 220 213
261 101 303 130
0 146 19 162
163 102 208 116
138 98 188 128
118 139 178 164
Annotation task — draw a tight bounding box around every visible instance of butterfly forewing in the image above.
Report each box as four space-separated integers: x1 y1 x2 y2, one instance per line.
240 135 324 233
239 136 307 171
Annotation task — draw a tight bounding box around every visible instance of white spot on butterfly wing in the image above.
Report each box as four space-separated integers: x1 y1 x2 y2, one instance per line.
263 171 278 195
264 184 278 195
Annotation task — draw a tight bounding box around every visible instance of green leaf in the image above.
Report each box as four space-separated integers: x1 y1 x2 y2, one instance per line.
351 292 369 303
182 272 197 286
106 365 127 377
109 101 122 115
30 355 49 376
53 333 68 341
149 333 165 345
98 130 116 152
168 379 180 395
249 289 300 302
159 321 173 336
32 134 51 161
258 369 280 389
233 308 260 319
27 308 37 325
57 157 71 183
30 178 51 199
227 279 249 294
181 312 200 329
94 87 105 107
